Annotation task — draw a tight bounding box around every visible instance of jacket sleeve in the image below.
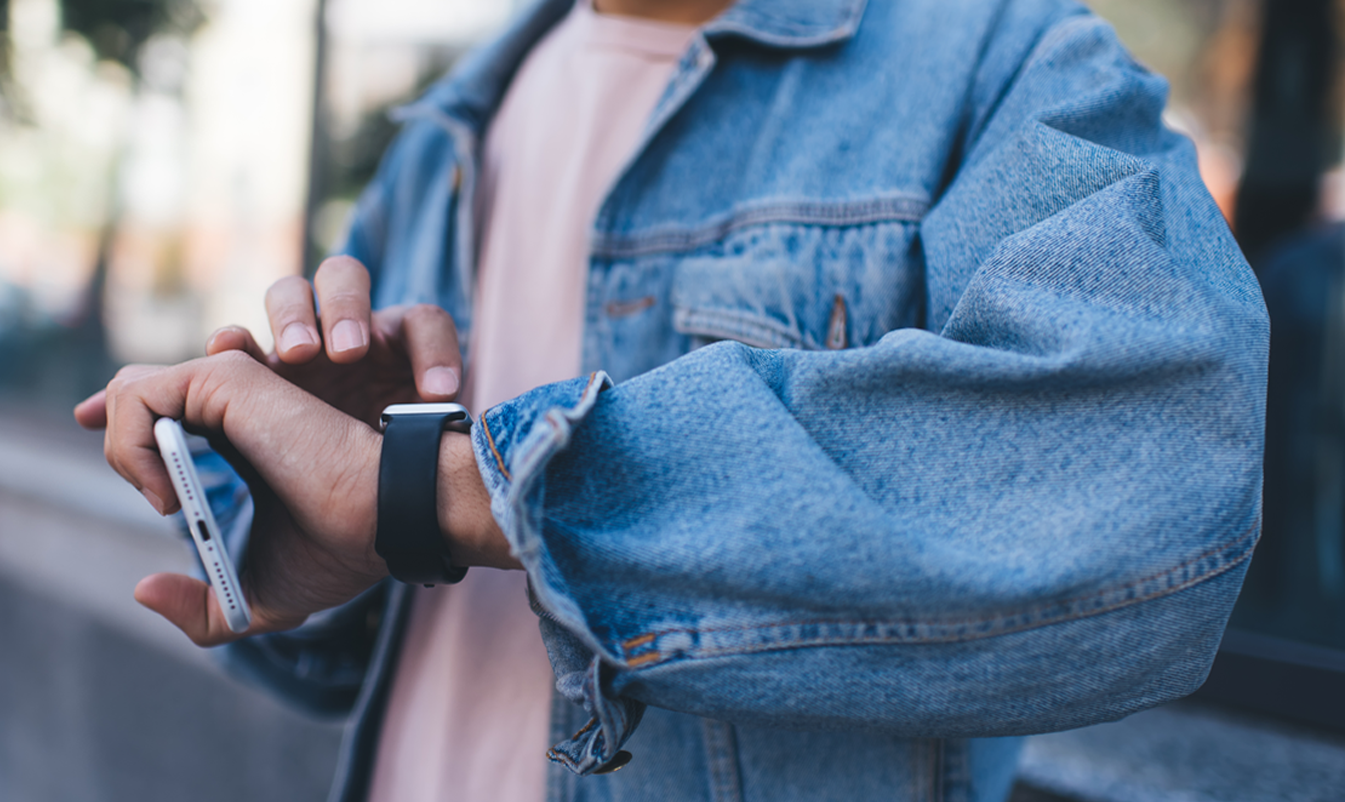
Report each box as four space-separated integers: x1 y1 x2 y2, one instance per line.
470 15 1268 775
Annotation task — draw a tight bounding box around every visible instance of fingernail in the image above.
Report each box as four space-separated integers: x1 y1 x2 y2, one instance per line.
423 366 460 397
142 488 165 514
279 322 317 353
331 319 366 353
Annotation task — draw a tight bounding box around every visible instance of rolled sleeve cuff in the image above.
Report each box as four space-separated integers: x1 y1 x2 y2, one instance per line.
469 370 642 775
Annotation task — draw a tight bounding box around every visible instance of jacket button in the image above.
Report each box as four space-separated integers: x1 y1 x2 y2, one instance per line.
593 750 633 774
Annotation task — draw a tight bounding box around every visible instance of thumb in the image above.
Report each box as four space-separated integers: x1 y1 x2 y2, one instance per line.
135 570 281 645
135 573 306 647
134 573 253 647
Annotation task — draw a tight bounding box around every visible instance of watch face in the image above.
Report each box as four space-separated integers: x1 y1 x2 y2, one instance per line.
379 402 471 431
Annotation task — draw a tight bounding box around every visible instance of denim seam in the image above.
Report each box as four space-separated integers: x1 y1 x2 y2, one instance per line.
592 195 929 259
672 306 814 350
607 296 656 318
480 410 512 481
545 717 600 771
618 523 1258 665
702 719 744 802
625 633 657 649
927 739 944 802
543 721 597 769
627 652 663 668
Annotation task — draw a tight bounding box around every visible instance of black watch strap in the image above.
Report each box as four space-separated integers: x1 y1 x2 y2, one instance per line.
376 403 472 586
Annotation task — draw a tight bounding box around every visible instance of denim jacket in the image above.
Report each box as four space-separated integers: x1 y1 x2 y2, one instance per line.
206 1 1268 800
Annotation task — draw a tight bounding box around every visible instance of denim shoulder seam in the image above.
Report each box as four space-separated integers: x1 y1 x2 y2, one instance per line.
617 523 1259 667
592 194 929 259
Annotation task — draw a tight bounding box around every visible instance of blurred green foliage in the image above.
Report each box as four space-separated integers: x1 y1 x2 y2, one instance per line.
58 0 203 73
2 0 203 78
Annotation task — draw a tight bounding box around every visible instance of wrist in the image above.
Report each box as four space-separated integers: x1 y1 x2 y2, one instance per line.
376 405 469 585
355 427 389 580
438 432 519 570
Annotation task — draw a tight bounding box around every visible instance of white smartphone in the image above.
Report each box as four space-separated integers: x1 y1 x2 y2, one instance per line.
153 417 252 633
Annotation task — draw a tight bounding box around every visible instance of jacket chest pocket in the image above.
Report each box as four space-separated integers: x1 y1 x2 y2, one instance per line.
670 221 926 351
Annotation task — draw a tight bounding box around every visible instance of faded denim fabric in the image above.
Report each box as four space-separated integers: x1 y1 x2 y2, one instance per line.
199 1 1268 801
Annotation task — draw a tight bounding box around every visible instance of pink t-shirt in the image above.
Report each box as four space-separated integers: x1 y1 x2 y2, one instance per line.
366 5 695 802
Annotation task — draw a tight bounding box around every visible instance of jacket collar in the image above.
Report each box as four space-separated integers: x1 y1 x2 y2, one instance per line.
396 0 867 136
706 0 867 48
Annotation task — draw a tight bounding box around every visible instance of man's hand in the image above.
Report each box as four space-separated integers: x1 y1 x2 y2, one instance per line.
75 353 387 646
213 254 515 575
206 255 464 428
72 257 517 647
214 255 513 571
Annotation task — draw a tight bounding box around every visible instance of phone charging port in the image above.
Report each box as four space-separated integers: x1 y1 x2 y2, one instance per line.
194 519 212 542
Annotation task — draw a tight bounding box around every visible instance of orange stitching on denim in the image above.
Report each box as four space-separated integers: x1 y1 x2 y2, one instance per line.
583 371 601 395
627 652 663 668
613 524 1258 667
606 296 656 318
545 719 601 769
546 748 576 769
624 633 656 650
482 374 600 485
481 413 511 481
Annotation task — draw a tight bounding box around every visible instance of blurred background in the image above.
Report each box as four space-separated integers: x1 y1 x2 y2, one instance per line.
1 1 1343 801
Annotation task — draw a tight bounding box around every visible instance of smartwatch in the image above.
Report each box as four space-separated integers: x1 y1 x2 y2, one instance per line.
376 402 473 586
